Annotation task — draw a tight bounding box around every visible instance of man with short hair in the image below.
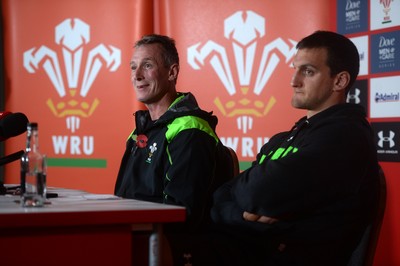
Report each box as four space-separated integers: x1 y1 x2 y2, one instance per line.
114 34 233 265
211 31 380 266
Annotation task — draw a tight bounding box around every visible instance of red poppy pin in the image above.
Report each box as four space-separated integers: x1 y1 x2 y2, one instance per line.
136 134 148 148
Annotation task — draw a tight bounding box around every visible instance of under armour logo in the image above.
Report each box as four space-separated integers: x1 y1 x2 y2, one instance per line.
347 88 361 104
378 130 396 148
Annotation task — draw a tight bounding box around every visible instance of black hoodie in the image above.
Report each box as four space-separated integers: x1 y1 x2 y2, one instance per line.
211 103 380 266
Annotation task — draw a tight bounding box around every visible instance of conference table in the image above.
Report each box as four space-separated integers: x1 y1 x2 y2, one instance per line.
0 186 186 266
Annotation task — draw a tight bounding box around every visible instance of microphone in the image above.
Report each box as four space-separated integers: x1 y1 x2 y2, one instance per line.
0 111 12 119
0 112 29 142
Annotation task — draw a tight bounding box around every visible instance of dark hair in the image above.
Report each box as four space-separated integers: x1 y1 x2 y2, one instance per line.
134 34 179 67
296 31 359 92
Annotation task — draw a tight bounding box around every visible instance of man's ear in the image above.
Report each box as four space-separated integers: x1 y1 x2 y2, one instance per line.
333 71 350 92
168 63 179 81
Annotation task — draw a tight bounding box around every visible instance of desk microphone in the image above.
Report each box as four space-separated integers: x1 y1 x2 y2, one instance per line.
0 112 29 142
0 150 25 195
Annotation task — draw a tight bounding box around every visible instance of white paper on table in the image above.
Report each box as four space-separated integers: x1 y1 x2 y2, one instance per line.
83 194 121 200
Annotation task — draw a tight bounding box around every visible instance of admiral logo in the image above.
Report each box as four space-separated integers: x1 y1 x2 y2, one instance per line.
23 18 121 157
375 92 400 103
370 76 400 118
371 122 400 162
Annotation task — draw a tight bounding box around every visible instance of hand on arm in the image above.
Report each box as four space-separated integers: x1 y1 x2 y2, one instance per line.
243 211 279 224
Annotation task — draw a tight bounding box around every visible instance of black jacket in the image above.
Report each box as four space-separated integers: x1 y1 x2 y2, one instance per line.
211 104 380 266
115 92 233 231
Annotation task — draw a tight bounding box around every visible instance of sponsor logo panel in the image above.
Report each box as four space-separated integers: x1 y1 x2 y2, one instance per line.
337 0 368 34
347 79 368 114
370 76 400 118
371 122 400 162
370 0 400 30
350 35 369 76
371 30 400 74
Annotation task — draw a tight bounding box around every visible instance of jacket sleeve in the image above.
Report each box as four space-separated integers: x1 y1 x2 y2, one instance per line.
210 132 289 232
163 128 218 229
231 121 372 219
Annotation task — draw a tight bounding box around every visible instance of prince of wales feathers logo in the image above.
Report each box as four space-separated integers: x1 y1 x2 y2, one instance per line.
380 0 393 24
22 18 121 166
187 10 297 134
23 18 121 133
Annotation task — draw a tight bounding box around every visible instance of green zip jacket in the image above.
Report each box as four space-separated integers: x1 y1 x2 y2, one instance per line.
115 92 233 231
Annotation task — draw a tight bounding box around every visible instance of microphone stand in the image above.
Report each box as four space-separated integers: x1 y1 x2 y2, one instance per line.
0 141 4 194
0 150 24 195
0 150 24 166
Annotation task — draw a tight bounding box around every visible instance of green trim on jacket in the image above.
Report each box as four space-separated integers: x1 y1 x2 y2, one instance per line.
165 115 219 144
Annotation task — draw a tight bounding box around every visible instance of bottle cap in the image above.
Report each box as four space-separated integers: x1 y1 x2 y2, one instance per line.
27 122 38 129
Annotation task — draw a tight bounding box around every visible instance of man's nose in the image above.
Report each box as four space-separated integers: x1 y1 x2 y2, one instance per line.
132 68 143 81
290 72 301 87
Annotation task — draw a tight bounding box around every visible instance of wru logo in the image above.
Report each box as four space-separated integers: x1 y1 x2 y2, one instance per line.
23 18 121 133
187 10 297 133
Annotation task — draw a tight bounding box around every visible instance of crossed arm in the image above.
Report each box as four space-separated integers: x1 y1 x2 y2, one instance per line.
243 211 279 224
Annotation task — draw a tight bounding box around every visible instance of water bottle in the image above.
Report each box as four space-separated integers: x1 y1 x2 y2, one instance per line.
20 122 47 207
